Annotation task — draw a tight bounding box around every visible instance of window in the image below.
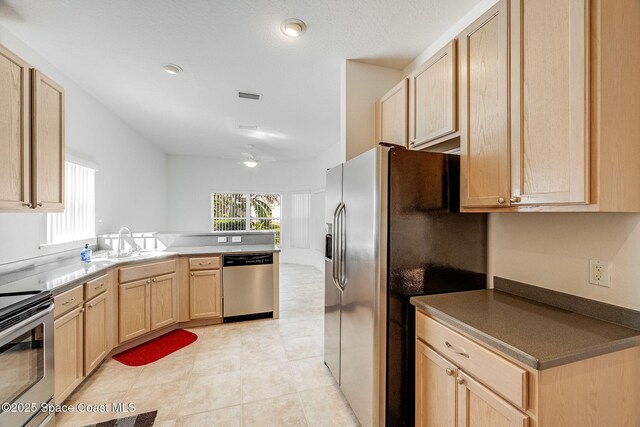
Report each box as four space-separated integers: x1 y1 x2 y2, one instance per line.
211 192 281 244
46 162 96 244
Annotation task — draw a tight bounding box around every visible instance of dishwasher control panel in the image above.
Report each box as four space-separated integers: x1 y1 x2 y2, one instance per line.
223 254 273 266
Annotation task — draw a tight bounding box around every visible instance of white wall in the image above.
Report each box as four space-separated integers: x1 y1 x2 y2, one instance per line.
167 143 341 271
0 24 168 265
341 60 403 161
489 213 640 311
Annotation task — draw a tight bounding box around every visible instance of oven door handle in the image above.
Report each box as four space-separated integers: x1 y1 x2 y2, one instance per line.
0 304 53 341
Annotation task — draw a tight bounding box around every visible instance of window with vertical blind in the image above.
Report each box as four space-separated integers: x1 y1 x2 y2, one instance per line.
211 192 282 244
46 162 96 244
290 193 311 249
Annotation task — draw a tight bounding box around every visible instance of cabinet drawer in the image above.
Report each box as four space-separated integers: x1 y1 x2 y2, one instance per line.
416 311 528 409
118 259 176 283
84 273 110 300
54 285 84 318
189 256 220 270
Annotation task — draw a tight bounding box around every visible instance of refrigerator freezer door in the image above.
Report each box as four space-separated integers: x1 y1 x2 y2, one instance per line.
340 147 387 427
324 164 343 384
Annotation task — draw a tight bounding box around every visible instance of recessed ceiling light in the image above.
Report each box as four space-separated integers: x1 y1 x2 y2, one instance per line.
243 160 258 168
163 64 183 75
281 18 307 38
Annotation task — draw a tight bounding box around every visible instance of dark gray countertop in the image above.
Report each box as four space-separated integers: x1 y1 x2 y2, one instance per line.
410 289 640 370
0 245 279 296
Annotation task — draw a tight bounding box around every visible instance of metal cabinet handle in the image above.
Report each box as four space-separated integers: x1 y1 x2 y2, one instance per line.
456 376 464 385
498 197 506 204
23 202 32 208
198 262 210 266
510 195 521 203
445 341 470 358
445 368 454 376
95 284 103 290
62 297 75 306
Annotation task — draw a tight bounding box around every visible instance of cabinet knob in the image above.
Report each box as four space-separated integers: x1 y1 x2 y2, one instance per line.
88 303 95 308
152 278 156 282
498 197 506 204
146 279 151 284
36 202 43 207
80 308 85 313
23 202 33 208
190 273 194 277
445 368 454 376
410 140 415 146
456 377 464 385
510 195 521 203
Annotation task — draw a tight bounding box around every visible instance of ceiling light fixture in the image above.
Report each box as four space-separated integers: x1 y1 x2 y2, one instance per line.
243 160 258 168
163 64 183 75
281 18 307 38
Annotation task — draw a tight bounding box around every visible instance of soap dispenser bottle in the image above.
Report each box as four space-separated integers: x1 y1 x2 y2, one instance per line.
80 244 92 263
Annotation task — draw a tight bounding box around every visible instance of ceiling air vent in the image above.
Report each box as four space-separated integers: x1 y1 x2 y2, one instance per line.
238 91 262 101
238 124 258 131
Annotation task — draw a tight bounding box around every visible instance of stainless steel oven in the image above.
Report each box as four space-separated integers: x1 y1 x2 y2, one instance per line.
0 293 55 427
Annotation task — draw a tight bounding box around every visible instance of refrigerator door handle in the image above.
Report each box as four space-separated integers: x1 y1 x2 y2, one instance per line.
337 203 347 290
332 203 345 291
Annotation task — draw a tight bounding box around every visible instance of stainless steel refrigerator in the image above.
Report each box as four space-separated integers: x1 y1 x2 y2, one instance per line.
324 145 487 427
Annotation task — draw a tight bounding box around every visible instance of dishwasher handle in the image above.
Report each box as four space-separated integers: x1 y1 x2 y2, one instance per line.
223 253 274 267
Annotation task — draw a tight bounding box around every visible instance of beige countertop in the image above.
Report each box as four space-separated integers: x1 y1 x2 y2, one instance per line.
411 289 640 370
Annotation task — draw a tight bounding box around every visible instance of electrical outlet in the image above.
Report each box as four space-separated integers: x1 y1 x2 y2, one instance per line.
232 236 242 243
217 236 228 243
589 259 611 287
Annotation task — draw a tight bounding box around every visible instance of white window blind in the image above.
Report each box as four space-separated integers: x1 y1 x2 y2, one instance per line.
46 162 96 244
291 193 311 249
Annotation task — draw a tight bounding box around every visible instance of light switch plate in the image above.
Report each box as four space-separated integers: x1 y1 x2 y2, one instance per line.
232 236 242 243
217 236 227 243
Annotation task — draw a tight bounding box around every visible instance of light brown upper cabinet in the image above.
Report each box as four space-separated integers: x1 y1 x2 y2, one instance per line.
461 0 640 212
510 0 588 206
32 70 65 211
0 45 31 210
375 79 408 147
460 0 510 208
0 44 65 212
409 40 458 150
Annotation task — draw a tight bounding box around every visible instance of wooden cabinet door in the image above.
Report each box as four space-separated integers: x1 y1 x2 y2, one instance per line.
457 371 529 427
375 79 408 147
0 45 31 211
415 340 457 427
409 40 457 148
119 279 150 343
460 0 510 208
32 69 64 212
150 273 178 330
54 306 84 404
84 291 108 376
510 0 589 205
190 270 222 319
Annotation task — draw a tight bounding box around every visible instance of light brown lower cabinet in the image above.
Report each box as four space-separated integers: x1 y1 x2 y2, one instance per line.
189 269 222 319
84 290 110 376
417 311 640 426
54 305 84 404
415 340 528 427
119 272 178 343
119 278 151 343
150 273 178 329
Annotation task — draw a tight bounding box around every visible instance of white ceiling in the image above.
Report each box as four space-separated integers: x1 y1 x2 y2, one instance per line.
0 0 481 161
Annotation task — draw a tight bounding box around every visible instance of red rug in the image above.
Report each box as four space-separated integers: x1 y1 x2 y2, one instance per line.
112 329 198 367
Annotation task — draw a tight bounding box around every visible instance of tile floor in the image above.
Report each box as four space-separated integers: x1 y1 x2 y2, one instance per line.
57 263 359 427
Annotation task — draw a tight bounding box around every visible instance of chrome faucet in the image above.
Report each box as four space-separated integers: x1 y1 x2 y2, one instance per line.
117 227 133 257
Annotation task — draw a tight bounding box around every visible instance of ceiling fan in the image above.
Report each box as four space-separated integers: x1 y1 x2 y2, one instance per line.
240 145 275 168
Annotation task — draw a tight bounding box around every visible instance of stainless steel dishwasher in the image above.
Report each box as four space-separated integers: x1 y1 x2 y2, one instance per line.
222 253 274 320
